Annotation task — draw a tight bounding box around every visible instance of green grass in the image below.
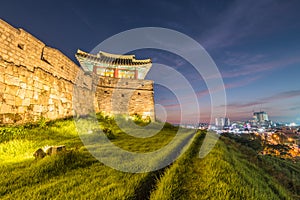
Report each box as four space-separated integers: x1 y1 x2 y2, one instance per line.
223 132 300 199
0 116 299 199
149 131 206 200
0 120 81 164
0 115 195 199
150 132 295 200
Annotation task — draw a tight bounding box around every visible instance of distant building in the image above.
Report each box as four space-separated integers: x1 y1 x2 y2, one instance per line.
215 117 230 128
253 111 269 123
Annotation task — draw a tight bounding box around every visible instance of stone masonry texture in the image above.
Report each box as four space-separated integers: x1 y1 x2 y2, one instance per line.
0 19 154 124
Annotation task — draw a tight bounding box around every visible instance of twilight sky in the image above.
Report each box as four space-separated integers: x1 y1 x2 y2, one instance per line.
1 0 300 124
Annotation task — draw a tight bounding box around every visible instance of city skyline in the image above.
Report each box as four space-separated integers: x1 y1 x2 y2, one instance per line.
1 0 300 123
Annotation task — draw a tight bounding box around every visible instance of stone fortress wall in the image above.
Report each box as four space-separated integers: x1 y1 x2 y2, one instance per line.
96 76 154 120
0 19 154 124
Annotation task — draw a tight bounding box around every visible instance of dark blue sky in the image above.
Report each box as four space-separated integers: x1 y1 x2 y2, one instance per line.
1 0 300 123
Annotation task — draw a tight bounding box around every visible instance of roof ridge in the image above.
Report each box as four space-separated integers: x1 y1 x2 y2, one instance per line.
76 49 152 64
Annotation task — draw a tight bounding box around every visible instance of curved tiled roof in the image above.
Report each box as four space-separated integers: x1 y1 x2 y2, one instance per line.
75 49 152 66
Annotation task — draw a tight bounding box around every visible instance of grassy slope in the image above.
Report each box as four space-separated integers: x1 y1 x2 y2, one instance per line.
224 133 300 199
0 118 194 199
1 118 299 199
150 132 294 200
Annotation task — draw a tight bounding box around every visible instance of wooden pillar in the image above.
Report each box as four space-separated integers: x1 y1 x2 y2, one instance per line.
114 68 119 78
93 66 97 74
135 69 138 79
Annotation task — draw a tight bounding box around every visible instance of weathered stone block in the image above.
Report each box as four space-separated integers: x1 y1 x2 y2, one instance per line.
17 106 26 113
0 82 5 91
0 103 11 113
5 74 20 86
0 74 4 83
15 97 23 106
19 82 26 89
33 105 42 113
33 148 46 159
4 85 18 96
22 98 30 106
43 85 50 91
33 91 39 100
45 145 66 155
48 104 55 112
25 90 33 98
17 88 26 99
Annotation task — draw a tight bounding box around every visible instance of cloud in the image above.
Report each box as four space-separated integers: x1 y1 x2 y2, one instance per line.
67 3 94 31
226 101 266 109
154 54 187 68
289 106 300 111
262 90 300 101
220 54 300 78
196 74 262 99
156 73 261 110
203 53 300 80
222 53 266 66
199 0 298 50
224 89 300 109
163 103 181 109
224 75 262 89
